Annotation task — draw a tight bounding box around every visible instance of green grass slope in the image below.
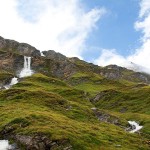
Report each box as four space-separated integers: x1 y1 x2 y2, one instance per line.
67 71 150 141
0 73 149 149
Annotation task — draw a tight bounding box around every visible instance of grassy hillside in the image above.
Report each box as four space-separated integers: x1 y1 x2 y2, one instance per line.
0 73 149 149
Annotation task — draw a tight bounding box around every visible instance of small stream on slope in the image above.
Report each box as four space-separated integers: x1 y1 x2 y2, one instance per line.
128 121 143 133
0 140 18 150
4 77 18 89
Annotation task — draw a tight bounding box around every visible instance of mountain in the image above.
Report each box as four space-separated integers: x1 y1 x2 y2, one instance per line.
125 61 150 75
0 36 150 150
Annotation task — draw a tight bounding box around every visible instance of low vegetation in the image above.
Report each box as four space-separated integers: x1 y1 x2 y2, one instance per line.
0 72 149 149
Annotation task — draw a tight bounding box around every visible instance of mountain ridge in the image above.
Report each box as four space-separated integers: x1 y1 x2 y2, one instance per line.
0 36 150 85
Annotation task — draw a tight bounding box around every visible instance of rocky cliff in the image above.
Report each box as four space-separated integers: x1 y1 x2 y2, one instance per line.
0 36 150 85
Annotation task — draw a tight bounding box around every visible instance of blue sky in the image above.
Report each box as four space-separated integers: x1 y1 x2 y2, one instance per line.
0 0 150 73
82 0 141 60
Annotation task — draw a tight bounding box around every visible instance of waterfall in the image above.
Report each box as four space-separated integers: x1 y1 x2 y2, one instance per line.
10 77 18 86
40 51 45 57
4 77 18 89
4 56 33 89
19 56 33 78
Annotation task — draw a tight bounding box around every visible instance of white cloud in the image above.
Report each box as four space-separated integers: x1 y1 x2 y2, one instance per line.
95 0 150 74
94 49 127 67
95 48 150 74
0 0 106 58
128 0 150 69
139 0 150 18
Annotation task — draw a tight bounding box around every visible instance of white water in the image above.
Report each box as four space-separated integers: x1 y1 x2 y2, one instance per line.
128 121 143 133
40 51 45 57
4 77 18 89
0 140 12 150
19 56 33 78
10 77 18 86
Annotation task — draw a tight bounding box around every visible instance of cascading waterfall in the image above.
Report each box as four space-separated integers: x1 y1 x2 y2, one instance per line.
10 77 18 86
19 56 33 78
3 56 33 90
4 77 18 89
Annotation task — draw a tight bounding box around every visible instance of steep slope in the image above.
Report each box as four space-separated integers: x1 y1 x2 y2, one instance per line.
0 36 149 149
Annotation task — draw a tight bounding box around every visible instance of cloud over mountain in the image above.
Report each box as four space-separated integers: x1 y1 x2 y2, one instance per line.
0 0 106 58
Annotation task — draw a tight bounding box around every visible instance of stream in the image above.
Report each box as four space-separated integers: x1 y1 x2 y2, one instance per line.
128 121 143 133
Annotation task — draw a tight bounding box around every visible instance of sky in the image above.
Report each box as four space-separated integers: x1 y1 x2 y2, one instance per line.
0 0 150 73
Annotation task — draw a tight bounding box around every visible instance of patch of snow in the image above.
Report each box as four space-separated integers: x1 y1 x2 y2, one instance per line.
128 121 143 133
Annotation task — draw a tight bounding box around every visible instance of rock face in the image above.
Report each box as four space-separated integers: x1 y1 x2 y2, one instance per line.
0 36 77 79
91 108 120 126
100 65 122 79
0 36 41 57
13 134 72 150
43 50 67 61
0 51 23 73
0 36 150 83
1 123 72 150
99 65 150 84
91 90 119 103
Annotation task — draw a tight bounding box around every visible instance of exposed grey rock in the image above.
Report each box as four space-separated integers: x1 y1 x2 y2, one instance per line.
0 36 7 49
13 135 73 150
17 43 40 57
0 36 40 57
92 109 120 125
43 50 67 61
99 65 150 84
100 65 122 79
91 90 119 103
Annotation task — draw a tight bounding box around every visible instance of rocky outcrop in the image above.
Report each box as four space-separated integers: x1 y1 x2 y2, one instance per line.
13 134 72 150
91 90 119 103
0 36 41 57
0 122 72 150
100 65 123 79
130 72 150 83
91 108 120 125
0 51 24 74
99 65 150 84
1 134 72 150
43 50 67 62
